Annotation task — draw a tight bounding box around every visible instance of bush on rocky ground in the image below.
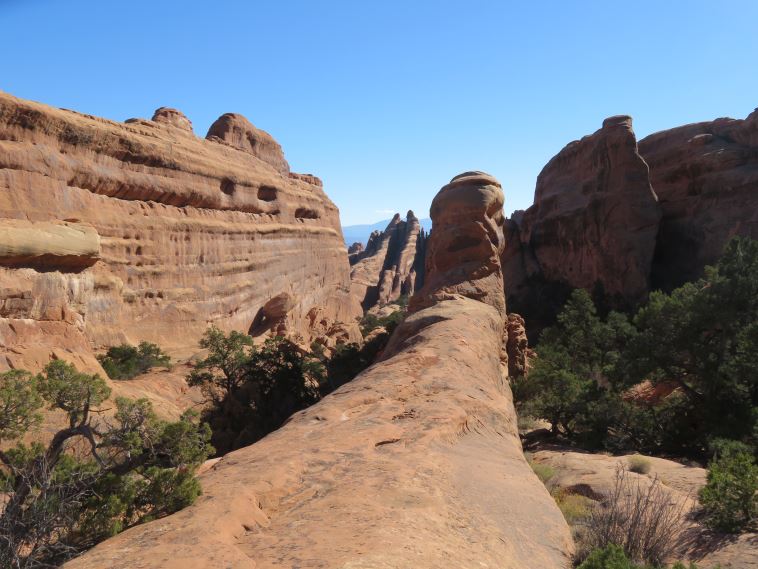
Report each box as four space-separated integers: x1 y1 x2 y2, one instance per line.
698 439 757 533
0 361 212 567
98 341 171 380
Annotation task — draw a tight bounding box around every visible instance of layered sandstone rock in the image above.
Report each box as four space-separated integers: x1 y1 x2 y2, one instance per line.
639 108 758 290
66 173 573 569
506 313 532 378
0 92 361 374
504 109 758 335
206 112 290 176
504 116 661 318
349 210 426 311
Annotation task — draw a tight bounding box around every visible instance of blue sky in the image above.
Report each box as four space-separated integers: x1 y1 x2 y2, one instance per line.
2 1 757 225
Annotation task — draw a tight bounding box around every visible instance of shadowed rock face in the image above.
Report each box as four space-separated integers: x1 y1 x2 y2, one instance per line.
639 109 758 290
504 116 661 323
504 109 758 334
349 210 427 311
66 172 573 569
0 92 361 372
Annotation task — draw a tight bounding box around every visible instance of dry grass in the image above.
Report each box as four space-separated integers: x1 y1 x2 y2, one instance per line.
575 465 691 566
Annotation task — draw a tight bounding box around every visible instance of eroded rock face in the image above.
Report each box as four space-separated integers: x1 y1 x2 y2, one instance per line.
0 92 361 372
412 171 506 316
206 112 290 176
504 109 758 335
151 107 193 132
66 173 573 569
504 116 661 319
506 313 532 378
349 210 426 311
639 108 758 290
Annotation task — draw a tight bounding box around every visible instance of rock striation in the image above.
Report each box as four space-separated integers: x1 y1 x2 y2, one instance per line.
0 92 361 373
349 210 427 311
66 172 573 569
504 109 758 334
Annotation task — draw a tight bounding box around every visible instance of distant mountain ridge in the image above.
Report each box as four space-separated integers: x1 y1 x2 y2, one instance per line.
342 216 432 246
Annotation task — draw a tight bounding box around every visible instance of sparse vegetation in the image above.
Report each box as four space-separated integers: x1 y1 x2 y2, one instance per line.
359 307 405 337
698 440 757 533
627 456 652 475
187 328 324 455
98 341 171 380
577 544 700 569
514 237 758 459
527 457 556 485
576 466 690 567
0 361 212 567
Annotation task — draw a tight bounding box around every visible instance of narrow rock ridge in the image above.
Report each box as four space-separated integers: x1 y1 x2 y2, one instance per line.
349 209 427 310
0 92 361 373
66 172 573 569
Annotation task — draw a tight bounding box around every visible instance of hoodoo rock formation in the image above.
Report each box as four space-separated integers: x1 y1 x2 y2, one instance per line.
0 92 361 373
349 210 426 311
504 109 758 333
66 172 573 569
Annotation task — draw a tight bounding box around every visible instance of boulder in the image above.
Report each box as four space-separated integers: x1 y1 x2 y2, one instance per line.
206 112 290 175
151 107 193 132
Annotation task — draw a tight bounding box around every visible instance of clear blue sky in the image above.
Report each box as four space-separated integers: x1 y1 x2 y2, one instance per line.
2 1 757 225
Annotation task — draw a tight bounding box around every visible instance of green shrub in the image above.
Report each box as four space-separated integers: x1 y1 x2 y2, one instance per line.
699 441 757 533
0 362 212 566
577 544 701 569
627 455 652 475
98 341 171 380
359 309 405 337
188 329 324 455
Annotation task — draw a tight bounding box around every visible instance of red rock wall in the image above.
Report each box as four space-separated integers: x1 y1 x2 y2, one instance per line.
639 108 758 290
349 210 426 311
0 92 361 371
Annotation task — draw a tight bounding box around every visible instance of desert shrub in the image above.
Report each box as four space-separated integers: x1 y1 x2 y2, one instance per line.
553 489 593 525
577 544 700 569
98 341 171 380
519 289 633 438
699 440 757 533
0 362 212 567
577 466 690 567
188 328 324 455
516 237 758 458
627 456 652 475
359 309 405 337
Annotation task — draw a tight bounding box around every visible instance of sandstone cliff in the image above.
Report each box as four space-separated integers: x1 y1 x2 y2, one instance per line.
0 92 361 374
66 172 573 569
639 108 758 290
349 210 426 311
504 109 758 334
503 116 661 325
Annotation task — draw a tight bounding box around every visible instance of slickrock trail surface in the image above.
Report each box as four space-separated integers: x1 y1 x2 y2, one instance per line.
349 210 426 311
0 92 361 374
533 449 758 568
66 172 573 569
